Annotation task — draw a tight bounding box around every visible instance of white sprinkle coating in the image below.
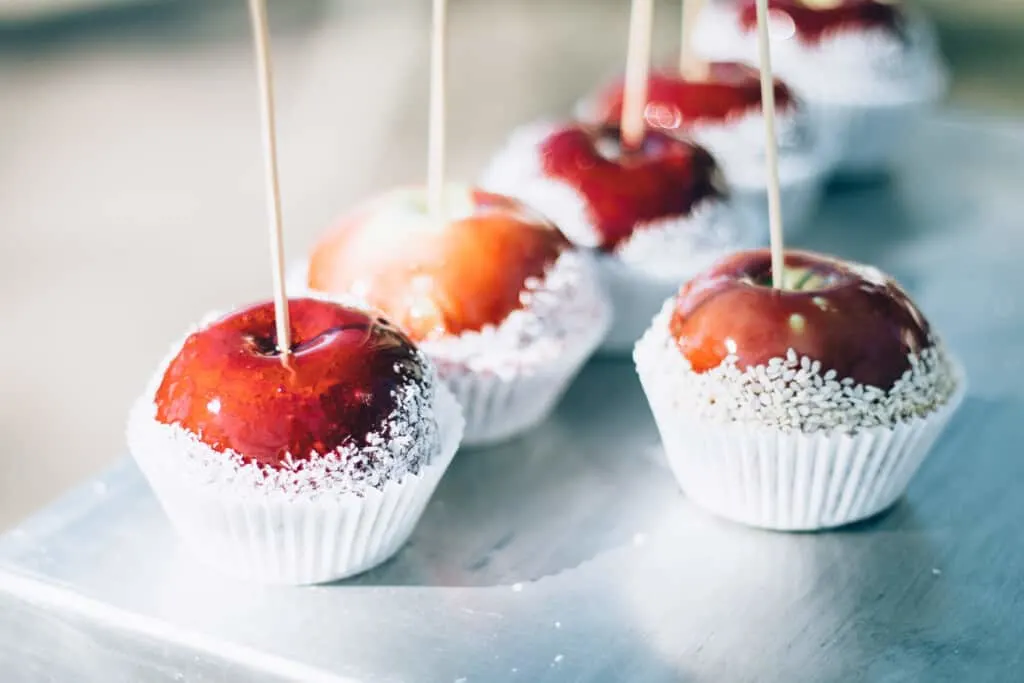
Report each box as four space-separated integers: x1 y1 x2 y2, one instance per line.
126 312 443 501
693 4 947 104
635 300 960 434
479 120 748 277
295 249 611 381
612 201 747 280
417 249 610 378
771 27 946 102
574 79 831 191
687 107 830 190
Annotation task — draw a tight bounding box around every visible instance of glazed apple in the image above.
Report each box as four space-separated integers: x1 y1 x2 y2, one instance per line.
154 298 428 468
537 124 724 251
587 62 795 133
307 186 570 342
738 0 903 44
669 249 931 389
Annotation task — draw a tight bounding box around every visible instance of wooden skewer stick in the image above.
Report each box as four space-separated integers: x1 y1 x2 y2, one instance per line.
620 0 655 150
247 0 291 359
427 0 448 222
679 0 708 79
753 0 786 289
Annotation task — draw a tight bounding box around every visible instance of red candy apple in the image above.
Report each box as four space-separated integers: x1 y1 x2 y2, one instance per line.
669 249 931 389
539 124 724 251
588 62 795 133
738 0 904 44
154 298 427 468
308 187 570 342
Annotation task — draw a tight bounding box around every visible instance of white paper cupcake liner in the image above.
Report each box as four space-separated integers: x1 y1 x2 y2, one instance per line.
441 361 575 448
128 382 464 585
637 343 966 531
292 246 612 448
437 299 610 447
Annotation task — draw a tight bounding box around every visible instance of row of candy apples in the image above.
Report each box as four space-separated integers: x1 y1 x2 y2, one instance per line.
126 0 962 586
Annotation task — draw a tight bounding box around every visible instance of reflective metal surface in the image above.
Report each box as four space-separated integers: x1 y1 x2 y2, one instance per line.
1 114 1023 682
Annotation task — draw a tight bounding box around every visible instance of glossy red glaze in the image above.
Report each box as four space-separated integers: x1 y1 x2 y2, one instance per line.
590 63 795 132
154 298 426 469
738 0 903 44
669 249 932 389
308 189 570 342
540 124 723 251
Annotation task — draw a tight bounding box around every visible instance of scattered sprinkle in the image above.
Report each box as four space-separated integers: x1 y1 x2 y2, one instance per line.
511 583 524 593
932 568 942 576
613 202 744 279
635 301 959 433
479 120 750 279
419 250 610 375
301 249 610 379
554 621 562 629
783 27 936 97
128 328 446 500
553 654 564 665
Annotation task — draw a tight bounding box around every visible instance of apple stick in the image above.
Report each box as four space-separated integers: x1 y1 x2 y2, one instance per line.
247 0 291 359
753 0 785 289
620 0 654 150
679 0 708 79
427 0 448 222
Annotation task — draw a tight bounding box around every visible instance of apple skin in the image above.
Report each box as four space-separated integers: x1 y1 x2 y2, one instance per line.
737 0 904 44
307 187 570 342
588 62 795 133
154 298 428 469
539 124 724 251
668 249 932 389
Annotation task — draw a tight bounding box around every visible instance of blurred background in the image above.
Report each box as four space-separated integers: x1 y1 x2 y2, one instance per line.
0 0 1021 530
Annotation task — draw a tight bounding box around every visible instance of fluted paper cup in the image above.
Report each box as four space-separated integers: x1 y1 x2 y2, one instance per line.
127 382 464 585
636 334 966 531
436 306 607 447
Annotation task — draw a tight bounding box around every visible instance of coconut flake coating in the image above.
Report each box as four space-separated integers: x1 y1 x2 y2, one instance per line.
307 187 571 342
693 1 946 102
129 304 443 500
636 301 959 434
334 248 612 378
575 66 827 191
479 121 740 274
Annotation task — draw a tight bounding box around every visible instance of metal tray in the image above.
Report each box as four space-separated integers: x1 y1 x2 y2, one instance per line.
2 113 1023 682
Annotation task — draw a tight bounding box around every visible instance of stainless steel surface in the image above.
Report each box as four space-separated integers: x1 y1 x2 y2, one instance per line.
1 113 1023 681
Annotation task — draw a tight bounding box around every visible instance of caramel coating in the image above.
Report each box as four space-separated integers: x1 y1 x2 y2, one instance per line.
590 62 795 132
540 124 724 251
308 189 570 342
669 249 932 389
154 299 426 468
